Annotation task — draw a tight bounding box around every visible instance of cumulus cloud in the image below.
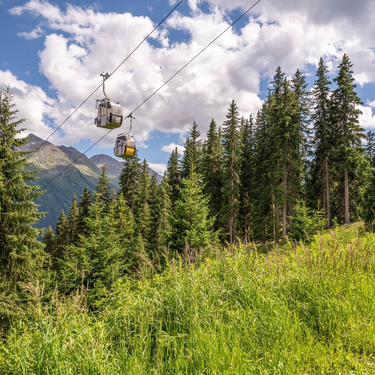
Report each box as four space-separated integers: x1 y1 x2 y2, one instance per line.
6 0 375 151
162 143 185 154
148 162 167 174
17 26 44 40
359 105 375 130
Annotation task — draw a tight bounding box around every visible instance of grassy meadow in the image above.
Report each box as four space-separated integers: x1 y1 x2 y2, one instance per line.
1 224 375 374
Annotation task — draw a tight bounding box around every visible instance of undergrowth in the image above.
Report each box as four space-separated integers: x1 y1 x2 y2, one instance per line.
1 226 375 374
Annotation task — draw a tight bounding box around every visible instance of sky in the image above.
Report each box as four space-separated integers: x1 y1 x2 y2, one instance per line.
1 0 375 175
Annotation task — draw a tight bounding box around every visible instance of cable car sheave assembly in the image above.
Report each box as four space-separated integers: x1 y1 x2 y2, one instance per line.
95 72 136 159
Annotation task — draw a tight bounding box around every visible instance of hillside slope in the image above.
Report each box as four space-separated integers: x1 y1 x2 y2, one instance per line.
23 134 161 229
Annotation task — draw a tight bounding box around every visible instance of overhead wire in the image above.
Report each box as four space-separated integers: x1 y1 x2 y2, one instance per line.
36 0 185 151
41 0 263 189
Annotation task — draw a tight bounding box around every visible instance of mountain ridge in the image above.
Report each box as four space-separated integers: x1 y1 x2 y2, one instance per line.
23 134 161 229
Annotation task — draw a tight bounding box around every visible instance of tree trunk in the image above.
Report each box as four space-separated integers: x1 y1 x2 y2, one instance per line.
282 162 287 238
344 168 350 224
325 157 331 228
275 200 279 244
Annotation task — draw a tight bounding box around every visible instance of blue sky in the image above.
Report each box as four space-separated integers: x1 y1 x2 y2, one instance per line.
1 0 375 174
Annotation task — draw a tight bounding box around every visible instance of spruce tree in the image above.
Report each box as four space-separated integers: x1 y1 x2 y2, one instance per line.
67 194 79 243
0 87 47 329
181 121 203 179
168 167 215 251
119 151 141 214
77 187 92 237
136 159 152 251
252 101 273 243
239 116 255 243
365 131 375 168
151 173 172 256
221 100 241 244
167 147 181 208
202 119 223 232
310 57 334 227
95 165 112 211
331 54 366 224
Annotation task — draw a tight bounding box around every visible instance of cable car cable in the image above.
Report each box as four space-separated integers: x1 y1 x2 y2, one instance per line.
40 0 262 189
35 0 185 151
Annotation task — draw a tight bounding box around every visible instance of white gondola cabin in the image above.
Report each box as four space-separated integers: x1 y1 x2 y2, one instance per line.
114 133 136 159
94 72 123 129
95 98 123 129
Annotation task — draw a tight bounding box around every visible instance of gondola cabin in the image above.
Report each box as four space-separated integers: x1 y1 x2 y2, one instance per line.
95 98 123 129
114 133 136 159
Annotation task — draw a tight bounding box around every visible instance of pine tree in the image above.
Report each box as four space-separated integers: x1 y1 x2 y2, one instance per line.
362 168 375 231
77 187 92 237
331 54 366 224
310 57 334 227
119 151 141 215
136 159 152 250
167 147 181 208
252 101 273 243
95 165 112 211
53 209 69 270
0 87 47 329
168 167 215 251
239 116 255 243
365 131 375 168
67 195 79 243
291 68 311 200
267 68 301 242
151 173 172 257
221 100 241 244
181 121 203 179
202 119 223 231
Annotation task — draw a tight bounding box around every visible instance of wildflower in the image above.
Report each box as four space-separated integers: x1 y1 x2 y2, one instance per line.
187 356 190 359
155 354 158 358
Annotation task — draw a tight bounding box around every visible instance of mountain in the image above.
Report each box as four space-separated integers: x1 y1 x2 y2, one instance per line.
23 134 161 230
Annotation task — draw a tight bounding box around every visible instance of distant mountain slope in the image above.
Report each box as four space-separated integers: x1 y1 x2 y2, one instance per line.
23 134 161 230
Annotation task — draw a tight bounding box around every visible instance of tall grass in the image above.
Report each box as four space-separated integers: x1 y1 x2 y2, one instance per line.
1 227 375 374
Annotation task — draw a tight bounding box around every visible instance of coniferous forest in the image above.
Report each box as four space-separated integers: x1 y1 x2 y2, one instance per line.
2 55 375 373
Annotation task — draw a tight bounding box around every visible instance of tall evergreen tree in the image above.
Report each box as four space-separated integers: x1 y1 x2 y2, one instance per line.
76 187 92 237
331 54 366 224
365 130 375 168
311 57 334 227
167 147 181 208
268 69 301 242
95 165 112 210
0 87 47 329
181 121 203 179
119 151 141 214
150 173 172 258
136 159 152 250
202 119 223 231
168 167 215 251
252 101 273 243
67 195 79 243
239 116 255 243
221 100 241 244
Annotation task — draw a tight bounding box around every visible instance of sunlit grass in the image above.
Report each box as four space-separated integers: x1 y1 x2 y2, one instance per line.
1 224 375 374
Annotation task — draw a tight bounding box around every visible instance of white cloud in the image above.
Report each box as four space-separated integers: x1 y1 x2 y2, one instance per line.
17 26 44 40
368 100 375 108
162 143 185 154
0 70 58 139
6 0 375 151
359 105 375 130
148 162 167 174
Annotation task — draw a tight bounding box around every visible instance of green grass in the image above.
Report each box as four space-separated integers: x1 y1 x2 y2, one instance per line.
1 225 375 374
